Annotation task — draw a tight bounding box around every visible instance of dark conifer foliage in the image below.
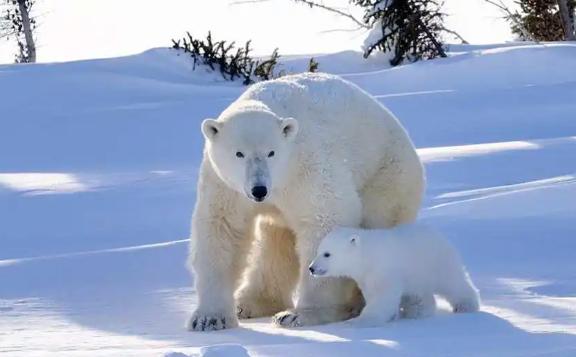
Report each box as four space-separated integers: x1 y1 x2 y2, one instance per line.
172 32 280 85
511 0 575 41
308 57 319 72
357 0 446 66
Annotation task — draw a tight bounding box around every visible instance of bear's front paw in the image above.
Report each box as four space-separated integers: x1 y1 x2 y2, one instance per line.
187 309 238 332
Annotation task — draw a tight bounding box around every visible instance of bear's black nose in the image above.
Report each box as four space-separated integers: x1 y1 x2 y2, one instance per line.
308 266 315 274
251 186 268 201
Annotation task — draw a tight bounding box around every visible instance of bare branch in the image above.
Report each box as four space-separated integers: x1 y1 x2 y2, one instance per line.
229 0 274 5
291 0 370 29
318 26 366 33
231 0 370 30
236 0 371 30
441 27 468 44
484 0 535 41
0 30 17 40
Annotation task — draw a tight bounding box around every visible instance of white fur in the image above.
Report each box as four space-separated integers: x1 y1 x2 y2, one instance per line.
310 224 481 326
187 73 425 331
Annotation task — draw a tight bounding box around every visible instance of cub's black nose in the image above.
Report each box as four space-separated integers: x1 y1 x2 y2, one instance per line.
251 186 268 201
309 266 315 274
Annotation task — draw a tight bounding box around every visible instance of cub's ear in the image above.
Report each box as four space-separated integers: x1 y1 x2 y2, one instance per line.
201 119 220 140
350 235 360 246
281 117 299 140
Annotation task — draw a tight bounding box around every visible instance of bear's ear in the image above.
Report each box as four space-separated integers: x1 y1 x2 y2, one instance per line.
281 117 299 140
202 119 221 140
350 235 360 247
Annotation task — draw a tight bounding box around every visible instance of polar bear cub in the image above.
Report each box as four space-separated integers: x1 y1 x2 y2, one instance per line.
309 224 480 326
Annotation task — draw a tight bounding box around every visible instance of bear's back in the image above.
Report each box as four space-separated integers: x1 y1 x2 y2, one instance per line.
238 73 382 129
238 73 397 163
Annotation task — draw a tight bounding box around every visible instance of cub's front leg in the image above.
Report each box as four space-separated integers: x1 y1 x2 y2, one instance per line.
351 279 403 327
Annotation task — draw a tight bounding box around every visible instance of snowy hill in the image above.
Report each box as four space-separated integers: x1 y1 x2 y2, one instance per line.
1 43 576 356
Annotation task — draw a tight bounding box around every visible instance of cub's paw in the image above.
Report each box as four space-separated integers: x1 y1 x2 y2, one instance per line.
349 312 398 327
187 309 238 332
236 298 288 319
401 294 436 319
236 294 292 319
272 309 304 328
273 306 353 328
452 299 480 313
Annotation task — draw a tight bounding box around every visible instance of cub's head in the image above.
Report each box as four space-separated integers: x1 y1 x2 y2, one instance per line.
201 109 299 203
309 227 362 278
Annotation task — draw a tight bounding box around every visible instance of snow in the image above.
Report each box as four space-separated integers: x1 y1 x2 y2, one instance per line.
362 20 385 55
1 42 576 356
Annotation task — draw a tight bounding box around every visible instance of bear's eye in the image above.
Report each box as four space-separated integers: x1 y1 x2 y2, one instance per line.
236 151 244 158
268 151 275 158
323 252 331 258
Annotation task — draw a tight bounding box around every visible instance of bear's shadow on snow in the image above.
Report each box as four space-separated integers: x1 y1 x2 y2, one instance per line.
0 243 314 348
3 245 576 353
2 211 575 352
316 312 576 353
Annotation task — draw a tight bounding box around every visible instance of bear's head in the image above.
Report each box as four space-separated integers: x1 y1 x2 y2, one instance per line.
201 109 299 203
309 227 362 278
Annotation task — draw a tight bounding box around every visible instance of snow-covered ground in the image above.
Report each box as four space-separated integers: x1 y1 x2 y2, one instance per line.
1 43 575 356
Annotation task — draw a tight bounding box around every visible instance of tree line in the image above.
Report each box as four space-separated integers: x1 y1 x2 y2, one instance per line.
291 0 575 66
2 0 575 65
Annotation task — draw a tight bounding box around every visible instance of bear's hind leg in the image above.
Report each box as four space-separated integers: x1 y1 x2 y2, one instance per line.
236 217 299 319
360 157 424 229
273 171 365 328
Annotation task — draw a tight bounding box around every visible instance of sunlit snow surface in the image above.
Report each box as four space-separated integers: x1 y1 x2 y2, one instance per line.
1 44 576 356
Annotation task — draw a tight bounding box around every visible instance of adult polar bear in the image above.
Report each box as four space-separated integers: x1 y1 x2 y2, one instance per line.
188 73 424 331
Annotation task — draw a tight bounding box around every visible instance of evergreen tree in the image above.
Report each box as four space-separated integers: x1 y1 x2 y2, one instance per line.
358 0 446 66
511 0 575 41
292 0 449 66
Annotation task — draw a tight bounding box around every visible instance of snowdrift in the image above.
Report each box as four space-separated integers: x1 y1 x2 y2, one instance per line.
1 43 576 356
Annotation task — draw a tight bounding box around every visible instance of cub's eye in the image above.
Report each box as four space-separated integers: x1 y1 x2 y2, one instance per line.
323 252 331 258
268 151 275 158
236 152 244 158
